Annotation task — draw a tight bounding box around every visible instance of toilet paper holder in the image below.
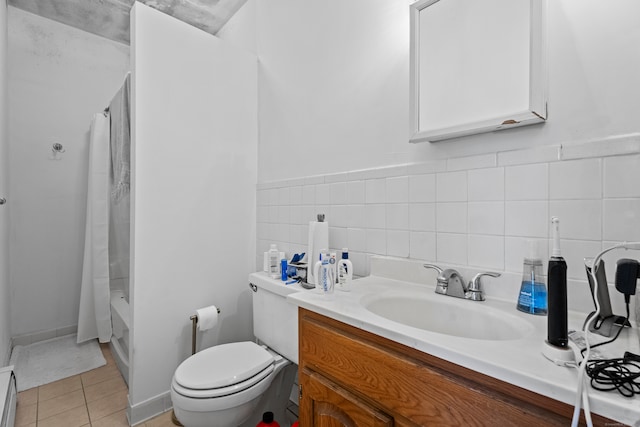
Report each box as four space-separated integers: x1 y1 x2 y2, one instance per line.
189 308 221 355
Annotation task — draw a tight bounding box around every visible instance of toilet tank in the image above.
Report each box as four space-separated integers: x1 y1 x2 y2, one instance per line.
249 272 304 364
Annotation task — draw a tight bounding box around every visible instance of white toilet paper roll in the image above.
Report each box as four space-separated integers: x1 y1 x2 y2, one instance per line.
307 220 329 285
196 305 219 331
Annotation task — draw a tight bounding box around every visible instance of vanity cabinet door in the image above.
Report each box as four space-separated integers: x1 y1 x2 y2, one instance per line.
299 368 393 427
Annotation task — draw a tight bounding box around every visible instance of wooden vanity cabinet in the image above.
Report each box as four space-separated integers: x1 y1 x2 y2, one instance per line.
298 308 616 427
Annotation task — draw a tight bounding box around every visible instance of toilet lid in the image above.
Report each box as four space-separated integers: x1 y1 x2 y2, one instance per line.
174 341 274 390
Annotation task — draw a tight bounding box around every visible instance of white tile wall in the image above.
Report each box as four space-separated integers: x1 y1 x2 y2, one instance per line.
409 203 436 232
256 138 640 299
468 235 504 270
347 180 366 204
386 176 409 203
436 171 467 202
505 201 548 238
437 233 467 265
409 174 436 203
604 155 640 198
365 204 386 229
468 168 504 201
437 203 467 233
387 230 410 258
549 200 602 241
505 163 548 201
365 178 386 203
410 231 436 261
468 202 504 235
386 204 409 230
549 158 602 200
603 199 640 242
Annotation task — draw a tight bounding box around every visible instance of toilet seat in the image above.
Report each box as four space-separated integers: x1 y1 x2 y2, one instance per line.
172 341 275 399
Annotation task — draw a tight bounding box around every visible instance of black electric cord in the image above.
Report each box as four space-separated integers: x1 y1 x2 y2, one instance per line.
581 302 640 397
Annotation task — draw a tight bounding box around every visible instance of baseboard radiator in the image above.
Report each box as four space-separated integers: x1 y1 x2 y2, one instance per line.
0 367 16 427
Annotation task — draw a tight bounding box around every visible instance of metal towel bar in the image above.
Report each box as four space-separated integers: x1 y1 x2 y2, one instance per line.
189 307 221 355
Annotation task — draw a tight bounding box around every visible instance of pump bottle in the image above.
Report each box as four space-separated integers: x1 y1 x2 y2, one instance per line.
517 240 547 315
547 217 568 348
336 248 353 292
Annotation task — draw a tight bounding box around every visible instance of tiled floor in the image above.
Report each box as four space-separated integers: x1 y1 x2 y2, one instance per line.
14 343 174 427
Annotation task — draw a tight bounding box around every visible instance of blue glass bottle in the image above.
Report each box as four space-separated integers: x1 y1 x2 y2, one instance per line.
517 246 547 315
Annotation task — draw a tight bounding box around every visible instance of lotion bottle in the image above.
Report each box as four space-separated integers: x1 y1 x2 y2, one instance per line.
336 248 353 292
268 244 280 279
547 217 568 347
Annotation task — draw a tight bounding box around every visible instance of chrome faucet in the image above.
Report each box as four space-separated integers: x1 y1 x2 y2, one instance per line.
423 264 500 301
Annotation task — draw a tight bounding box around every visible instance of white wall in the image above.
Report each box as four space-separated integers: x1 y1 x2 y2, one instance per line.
216 0 256 54
0 0 11 365
129 3 257 422
249 0 640 183
8 8 129 340
215 0 640 315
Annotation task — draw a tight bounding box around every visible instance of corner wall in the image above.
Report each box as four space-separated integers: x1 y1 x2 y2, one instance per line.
129 3 258 422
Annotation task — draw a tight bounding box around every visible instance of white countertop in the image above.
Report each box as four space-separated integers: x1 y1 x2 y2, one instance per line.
283 267 640 426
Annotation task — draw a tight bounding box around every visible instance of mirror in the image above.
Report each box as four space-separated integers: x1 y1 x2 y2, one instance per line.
410 0 547 143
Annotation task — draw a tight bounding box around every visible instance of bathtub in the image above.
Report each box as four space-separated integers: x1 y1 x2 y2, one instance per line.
110 290 130 385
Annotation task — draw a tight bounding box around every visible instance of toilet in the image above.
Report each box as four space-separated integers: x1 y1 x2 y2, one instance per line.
170 272 302 427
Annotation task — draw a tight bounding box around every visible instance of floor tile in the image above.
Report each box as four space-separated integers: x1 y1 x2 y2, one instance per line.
91 408 130 427
14 402 36 426
100 343 115 362
87 388 129 423
145 410 176 427
37 405 89 427
84 375 127 403
37 389 85 420
80 364 120 387
17 388 37 406
38 375 82 401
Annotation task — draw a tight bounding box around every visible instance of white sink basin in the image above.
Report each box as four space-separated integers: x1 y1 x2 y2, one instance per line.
362 291 534 341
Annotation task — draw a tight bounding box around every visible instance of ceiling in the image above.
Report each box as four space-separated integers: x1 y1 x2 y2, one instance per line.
7 0 248 45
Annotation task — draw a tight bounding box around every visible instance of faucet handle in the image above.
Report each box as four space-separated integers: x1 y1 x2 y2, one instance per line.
423 264 443 274
424 264 449 294
467 272 501 301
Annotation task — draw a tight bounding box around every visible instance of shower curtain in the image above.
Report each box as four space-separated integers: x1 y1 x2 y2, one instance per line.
77 112 111 343
77 74 131 344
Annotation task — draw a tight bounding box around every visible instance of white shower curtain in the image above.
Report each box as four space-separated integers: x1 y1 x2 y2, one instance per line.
77 112 112 343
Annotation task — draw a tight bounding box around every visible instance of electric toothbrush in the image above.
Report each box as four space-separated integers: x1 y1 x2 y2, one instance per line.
547 217 568 348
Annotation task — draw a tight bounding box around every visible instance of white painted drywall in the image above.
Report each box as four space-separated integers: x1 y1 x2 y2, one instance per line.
130 2 257 413
240 0 640 183
0 0 11 365
216 0 256 54
7 7 129 338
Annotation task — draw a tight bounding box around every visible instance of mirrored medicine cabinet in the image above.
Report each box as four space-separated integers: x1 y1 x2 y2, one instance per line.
409 0 548 143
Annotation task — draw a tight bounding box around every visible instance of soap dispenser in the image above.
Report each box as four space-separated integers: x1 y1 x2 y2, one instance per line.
517 240 547 315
